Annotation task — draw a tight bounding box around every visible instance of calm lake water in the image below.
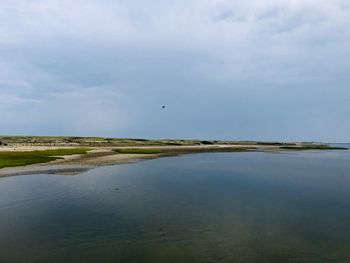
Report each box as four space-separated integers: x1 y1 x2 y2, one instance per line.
1 149 350 263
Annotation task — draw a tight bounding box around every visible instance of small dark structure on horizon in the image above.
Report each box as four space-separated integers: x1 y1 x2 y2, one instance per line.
200 140 214 145
0 141 8 146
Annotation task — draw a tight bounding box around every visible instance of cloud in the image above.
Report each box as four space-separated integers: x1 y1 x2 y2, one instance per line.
0 0 349 141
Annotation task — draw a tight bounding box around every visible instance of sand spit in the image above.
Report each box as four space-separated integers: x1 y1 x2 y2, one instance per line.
0 145 264 177
0 143 345 177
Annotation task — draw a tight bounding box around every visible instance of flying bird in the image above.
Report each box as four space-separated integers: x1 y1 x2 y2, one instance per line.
162 105 165 109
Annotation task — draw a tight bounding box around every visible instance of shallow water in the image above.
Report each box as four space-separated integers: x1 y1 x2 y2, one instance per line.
0 149 350 263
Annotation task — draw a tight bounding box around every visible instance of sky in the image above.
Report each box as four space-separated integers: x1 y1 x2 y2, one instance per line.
0 0 350 142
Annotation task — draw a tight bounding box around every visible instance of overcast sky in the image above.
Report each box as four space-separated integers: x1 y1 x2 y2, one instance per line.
1 0 349 142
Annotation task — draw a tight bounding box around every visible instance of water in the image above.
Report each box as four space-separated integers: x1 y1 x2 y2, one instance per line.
0 149 350 263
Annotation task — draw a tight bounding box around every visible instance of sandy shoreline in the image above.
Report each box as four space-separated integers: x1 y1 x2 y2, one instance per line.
0 145 265 177
1 143 344 178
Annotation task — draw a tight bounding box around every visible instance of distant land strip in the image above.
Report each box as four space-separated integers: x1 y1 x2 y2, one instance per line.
0 136 347 177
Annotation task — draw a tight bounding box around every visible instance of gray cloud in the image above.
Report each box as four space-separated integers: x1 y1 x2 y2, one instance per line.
0 0 349 141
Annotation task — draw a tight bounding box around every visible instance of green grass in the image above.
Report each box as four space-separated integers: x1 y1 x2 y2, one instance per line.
0 148 90 169
27 148 91 156
279 145 348 150
113 148 163 154
113 147 253 155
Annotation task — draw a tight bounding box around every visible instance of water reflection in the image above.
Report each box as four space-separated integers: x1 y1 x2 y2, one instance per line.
0 150 350 262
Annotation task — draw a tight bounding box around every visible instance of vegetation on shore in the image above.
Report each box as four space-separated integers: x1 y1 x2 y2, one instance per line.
113 148 163 154
279 145 348 150
0 148 90 169
113 147 253 156
2 136 347 151
0 136 298 147
0 136 347 170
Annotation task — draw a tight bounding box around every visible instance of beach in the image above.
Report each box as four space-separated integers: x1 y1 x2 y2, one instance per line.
0 137 347 177
0 141 348 177
0 145 258 177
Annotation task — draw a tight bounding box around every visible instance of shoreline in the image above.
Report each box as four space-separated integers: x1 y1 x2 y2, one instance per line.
0 143 348 178
0 145 262 177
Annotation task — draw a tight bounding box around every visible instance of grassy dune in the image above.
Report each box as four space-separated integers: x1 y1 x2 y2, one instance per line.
0 136 298 147
0 136 202 146
0 148 90 169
